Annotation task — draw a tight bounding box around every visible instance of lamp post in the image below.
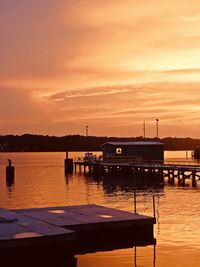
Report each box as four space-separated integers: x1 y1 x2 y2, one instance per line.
156 119 159 163
86 125 89 137
156 119 159 140
143 121 146 139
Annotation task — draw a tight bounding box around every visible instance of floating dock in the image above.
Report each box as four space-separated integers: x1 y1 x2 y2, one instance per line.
0 204 155 261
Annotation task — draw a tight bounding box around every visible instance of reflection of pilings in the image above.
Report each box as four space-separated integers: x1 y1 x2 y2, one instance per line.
153 244 156 267
134 246 137 267
153 195 156 218
133 245 156 267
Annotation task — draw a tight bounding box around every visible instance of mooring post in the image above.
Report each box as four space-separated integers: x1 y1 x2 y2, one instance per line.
6 159 15 180
181 171 185 186
192 170 196 187
171 169 175 184
168 170 171 183
64 151 73 174
178 170 181 186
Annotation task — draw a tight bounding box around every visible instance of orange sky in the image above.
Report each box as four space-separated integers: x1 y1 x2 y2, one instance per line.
1 0 200 137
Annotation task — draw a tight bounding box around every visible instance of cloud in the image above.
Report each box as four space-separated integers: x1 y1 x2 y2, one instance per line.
1 1 200 137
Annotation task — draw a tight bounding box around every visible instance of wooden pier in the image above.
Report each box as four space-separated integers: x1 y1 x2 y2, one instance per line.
74 159 200 186
0 204 155 261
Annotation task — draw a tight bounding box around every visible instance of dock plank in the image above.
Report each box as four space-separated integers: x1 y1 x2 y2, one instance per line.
16 205 155 231
0 208 75 248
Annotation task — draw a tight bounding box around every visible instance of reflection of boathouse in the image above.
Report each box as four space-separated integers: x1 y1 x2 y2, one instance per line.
101 141 164 162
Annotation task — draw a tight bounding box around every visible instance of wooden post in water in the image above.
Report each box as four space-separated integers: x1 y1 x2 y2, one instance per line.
192 170 196 187
178 170 181 186
168 170 171 183
6 159 15 180
171 169 175 184
181 171 185 186
64 152 73 174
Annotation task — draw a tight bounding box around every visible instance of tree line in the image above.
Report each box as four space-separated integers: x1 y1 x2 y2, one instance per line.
0 134 199 152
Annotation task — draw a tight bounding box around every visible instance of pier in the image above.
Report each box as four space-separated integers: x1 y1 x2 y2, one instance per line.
74 158 200 186
0 204 155 262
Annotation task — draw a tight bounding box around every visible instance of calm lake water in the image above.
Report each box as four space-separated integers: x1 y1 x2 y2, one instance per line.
0 151 200 267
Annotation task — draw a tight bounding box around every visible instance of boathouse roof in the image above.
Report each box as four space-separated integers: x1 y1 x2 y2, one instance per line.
101 141 164 146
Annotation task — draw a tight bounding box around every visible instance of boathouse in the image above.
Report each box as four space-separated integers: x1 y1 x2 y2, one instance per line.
101 141 164 162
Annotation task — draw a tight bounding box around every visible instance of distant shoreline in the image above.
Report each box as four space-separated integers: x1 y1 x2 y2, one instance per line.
0 149 193 153
0 134 199 152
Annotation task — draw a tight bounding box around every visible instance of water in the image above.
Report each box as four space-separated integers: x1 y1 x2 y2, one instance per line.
0 151 200 266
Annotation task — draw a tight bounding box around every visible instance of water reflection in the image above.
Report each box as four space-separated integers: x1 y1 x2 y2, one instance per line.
3 256 77 267
6 177 15 188
65 173 73 185
6 177 15 198
134 245 156 267
102 175 164 194
3 244 157 267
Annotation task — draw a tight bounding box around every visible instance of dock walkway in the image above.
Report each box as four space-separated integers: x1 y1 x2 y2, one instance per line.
74 159 200 186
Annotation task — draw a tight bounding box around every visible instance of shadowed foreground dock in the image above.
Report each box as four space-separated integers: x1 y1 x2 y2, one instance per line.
0 205 155 263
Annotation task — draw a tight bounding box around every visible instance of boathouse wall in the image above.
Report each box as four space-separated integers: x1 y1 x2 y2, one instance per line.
101 142 164 162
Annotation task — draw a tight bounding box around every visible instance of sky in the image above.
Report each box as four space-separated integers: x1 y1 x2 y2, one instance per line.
1 0 200 138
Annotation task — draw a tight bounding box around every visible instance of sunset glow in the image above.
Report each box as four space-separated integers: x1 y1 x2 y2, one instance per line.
1 1 200 137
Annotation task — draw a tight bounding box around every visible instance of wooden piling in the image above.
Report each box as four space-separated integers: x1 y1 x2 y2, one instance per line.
192 170 196 187
178 170 181 186
6 159 15 180
181 171 185 186
64 152 73 174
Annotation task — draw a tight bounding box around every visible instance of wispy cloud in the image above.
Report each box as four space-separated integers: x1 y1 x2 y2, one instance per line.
1 1 200 137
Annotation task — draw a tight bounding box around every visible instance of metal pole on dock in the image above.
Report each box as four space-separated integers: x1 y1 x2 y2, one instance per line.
134 190 137 214
156 119 159 140
143 121 146 138
86 125 89 137
153 195 156 218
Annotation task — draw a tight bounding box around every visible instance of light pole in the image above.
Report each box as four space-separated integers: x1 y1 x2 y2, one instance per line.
86 125 89 137
85 125 89 154
143 121 146 139
156 119 159 163
156 119 159 140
